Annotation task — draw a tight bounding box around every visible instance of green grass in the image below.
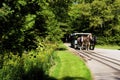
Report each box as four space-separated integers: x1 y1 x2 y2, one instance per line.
49 44 92 80
96 45 120 50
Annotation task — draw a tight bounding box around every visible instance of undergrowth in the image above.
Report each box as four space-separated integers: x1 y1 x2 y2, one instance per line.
0 41 57 80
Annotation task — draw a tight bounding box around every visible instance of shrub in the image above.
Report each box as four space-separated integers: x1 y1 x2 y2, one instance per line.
0 53 23 80
96 36 120 46
0 41 57 80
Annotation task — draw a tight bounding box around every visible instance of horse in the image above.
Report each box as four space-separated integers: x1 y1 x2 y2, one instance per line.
90 36 97 50
77 34 93 50
77 37 82 47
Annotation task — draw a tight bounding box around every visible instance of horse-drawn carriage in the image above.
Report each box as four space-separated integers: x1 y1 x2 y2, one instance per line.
70 33 96 50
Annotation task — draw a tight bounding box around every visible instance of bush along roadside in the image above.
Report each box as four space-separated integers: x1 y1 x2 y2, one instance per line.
0 41 57 80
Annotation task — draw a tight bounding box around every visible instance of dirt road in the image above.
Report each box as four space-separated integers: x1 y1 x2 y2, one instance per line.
64 43 120 80
88 48 120 80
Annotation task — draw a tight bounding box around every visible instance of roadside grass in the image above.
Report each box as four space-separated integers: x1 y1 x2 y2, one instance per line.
96 45 120 50
49 44 92 80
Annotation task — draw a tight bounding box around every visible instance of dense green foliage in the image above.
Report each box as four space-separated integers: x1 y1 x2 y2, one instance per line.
0 0 66 79
0 0 119 53
68 0 120 45
0 42 57 80
0 0 120 80
0 0 64 53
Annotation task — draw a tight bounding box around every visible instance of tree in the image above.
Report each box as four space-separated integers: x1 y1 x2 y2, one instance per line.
68 0 120 45
0 0 64 54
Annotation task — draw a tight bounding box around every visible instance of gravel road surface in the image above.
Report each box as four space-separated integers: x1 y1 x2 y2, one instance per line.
64 43 120 80
88 48 120 80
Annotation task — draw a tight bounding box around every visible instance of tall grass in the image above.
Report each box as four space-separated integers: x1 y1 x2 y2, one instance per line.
0 41 57 80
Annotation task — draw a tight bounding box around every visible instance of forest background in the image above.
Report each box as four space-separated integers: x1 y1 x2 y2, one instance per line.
0 0 120 80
